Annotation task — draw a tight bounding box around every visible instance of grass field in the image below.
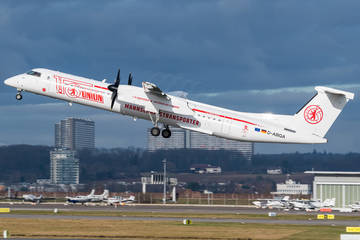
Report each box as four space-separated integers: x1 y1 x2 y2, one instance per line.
0 218 348 239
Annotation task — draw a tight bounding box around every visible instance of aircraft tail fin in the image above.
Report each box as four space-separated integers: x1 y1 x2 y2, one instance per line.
323 198 336 207
88 189 95 197
103 190 109 199
293 86 354 138
282 196 289 201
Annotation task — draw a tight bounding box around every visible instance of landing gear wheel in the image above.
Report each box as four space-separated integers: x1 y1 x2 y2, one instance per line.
162 128 171 138
16 93 22 100
150 127 161 136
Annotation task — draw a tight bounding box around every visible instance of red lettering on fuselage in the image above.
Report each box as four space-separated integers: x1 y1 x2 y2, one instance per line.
123 103 199 126
55 75 104 104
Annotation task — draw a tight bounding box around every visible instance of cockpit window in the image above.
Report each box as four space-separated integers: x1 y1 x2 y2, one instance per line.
27 71 41 77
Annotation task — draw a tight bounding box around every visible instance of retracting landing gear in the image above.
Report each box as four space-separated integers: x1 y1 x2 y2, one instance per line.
16 90 22 100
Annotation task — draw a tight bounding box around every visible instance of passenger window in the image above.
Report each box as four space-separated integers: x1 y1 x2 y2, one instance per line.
27 71 41 77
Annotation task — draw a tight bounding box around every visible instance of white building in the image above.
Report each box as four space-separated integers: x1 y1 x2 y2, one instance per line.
148 128 186 151
147 127 254 161
275 179 311 195
50 149 79 184
55 118 95 151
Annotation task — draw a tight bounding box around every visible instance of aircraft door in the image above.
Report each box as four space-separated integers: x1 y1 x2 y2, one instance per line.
187 101 208 129
221 118 232 135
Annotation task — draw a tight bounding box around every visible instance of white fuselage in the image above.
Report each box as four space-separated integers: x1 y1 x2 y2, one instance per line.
4 68 332 144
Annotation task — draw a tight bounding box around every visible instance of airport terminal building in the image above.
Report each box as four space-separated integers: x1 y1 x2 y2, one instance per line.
305 171 360 208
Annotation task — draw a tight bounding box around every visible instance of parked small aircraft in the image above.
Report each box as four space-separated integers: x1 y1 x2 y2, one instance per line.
289 198 335 210
253 197 335 211
349 201 360 212
252 196 290 209
4 68 354 144
309 198 336 209
106 195 135 206
66 189 95 204
22 194 43 204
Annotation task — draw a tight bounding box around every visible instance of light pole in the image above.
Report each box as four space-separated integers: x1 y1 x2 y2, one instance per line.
163 158 167 204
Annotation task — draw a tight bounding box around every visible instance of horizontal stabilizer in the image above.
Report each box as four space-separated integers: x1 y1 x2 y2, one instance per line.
315 86 354 100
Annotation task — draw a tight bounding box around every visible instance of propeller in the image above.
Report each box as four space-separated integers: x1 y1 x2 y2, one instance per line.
128 73 133 85
108 69 120 110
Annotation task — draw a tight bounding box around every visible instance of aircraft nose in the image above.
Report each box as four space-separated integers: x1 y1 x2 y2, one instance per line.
4 77 14 86
4 78 10 86
4 76 17 87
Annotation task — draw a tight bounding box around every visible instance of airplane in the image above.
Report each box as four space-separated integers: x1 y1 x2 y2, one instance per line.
106 195 135 206
90 189 109 202
289 198 335 211
66 189 95 204
252 196 290 209
289 199 310 210
22 194 43 204
309 198 335 209
4 68 355 143
349 201 360 212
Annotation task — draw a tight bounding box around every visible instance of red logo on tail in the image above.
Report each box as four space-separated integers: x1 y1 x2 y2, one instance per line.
304 105 323 124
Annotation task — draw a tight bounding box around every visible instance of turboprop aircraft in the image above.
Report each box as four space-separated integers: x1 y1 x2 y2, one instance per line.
4 68 354 143
66 189 95 204
106 195 135 206
252 196 290 209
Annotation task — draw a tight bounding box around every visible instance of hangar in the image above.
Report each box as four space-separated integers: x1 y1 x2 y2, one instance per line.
305 171 360 208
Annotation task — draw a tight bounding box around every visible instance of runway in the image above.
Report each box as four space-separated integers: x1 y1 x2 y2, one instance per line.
1 202 359 216
0 202 359 226
0 213 358 226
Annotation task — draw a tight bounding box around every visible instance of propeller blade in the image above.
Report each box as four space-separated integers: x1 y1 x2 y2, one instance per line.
108 68 121 110
128 73 133 85
115 69 120 86
111 91 117 109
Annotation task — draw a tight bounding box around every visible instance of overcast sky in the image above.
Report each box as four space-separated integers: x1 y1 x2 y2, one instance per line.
0 0 359 153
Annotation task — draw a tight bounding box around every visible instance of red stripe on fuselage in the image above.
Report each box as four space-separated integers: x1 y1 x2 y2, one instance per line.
94 85 109 90
192 108 256 126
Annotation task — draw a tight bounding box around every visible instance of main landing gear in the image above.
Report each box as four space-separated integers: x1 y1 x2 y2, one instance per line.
16 91 23 100
150 127 161 137
150 126 171 138
161 128 171 138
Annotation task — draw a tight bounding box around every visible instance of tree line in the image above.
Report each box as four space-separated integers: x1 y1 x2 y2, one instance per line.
0 145 358 183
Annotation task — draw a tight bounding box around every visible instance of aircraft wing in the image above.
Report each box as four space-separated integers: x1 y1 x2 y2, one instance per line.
177 123 213 135
141 81 171 114
142 82 167 97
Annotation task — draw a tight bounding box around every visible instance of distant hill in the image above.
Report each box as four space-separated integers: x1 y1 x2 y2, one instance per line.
0 145 359 183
